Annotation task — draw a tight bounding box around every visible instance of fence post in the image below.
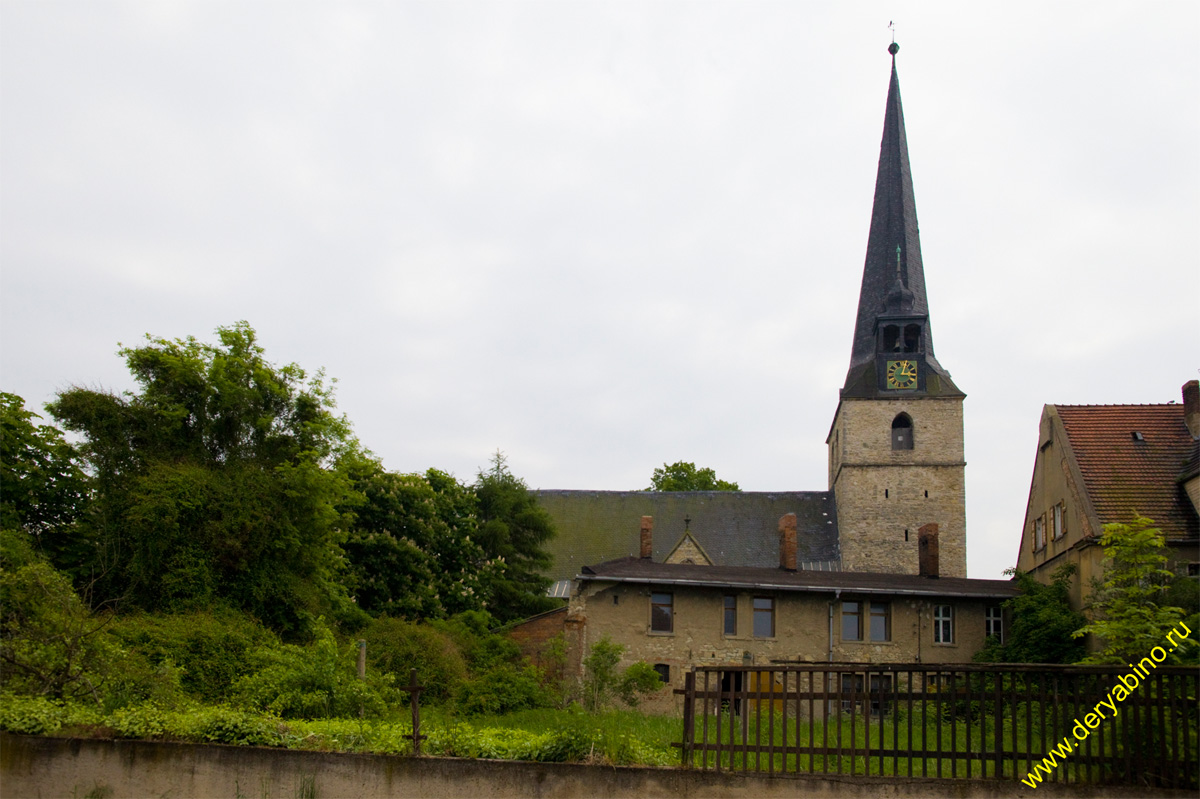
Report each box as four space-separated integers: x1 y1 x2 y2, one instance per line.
409 668 423 756
682 670 695 768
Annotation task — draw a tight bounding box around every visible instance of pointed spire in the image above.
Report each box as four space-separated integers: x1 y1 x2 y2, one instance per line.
841 44 961 398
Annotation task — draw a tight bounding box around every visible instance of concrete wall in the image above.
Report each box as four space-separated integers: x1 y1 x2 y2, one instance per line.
4 733 1183 799
829 396 967 577
571 579 1000 712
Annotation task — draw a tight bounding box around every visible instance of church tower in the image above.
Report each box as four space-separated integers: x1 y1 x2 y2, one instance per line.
827 44 967 577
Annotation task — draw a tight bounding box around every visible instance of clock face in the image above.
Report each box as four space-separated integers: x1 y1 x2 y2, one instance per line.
886 360 918 390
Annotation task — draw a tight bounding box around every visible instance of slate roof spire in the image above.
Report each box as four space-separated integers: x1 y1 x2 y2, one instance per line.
841 43 961 398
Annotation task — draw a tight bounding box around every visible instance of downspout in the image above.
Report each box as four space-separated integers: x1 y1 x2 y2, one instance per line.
829 589 840 663
916 601 923 664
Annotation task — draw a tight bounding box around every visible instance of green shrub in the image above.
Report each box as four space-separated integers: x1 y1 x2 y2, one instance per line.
456 663 550 716
582 637 663 711
0 694 68 735
235 624 395 719
287 717 413 755
181 705 281 746
430 611 518 671
108 703 170 739
363 616 467 703
0 529 179 709
617 662 665 708
110 609 276 702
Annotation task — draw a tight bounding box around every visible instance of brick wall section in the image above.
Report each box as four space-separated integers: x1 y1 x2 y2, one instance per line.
829 396 966 577
779 513 797 571
504 606 567 671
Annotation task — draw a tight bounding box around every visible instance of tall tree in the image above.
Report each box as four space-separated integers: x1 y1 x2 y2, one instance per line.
474 451 557 623
0 393 89 568
645 461 740 492
341 458 493 620
974 565 1087 664
47 322 360 639
1075 515 1194 664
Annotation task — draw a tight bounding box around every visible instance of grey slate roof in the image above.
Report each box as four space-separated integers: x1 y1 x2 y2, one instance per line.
580 557 1018 600
534 490 839 583
841 53 960 400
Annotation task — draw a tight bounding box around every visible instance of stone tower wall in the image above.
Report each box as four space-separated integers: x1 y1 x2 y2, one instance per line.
828 396 967 577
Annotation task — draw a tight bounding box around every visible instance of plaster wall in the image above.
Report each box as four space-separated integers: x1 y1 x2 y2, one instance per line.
570 580 1000 712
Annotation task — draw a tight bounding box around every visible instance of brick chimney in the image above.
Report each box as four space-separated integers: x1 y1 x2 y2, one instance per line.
639 516 654 559
779 513 797 571
1183 380 1200 439
918 523 939 578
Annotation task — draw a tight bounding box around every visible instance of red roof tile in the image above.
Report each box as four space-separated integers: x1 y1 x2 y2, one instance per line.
1055 404 1198 541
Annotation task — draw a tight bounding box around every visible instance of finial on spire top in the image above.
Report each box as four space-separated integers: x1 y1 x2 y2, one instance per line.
888 42 899 56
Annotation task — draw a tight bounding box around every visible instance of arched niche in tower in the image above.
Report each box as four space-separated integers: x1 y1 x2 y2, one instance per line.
903 324 922 353
880 324 901 353
891 413 914 450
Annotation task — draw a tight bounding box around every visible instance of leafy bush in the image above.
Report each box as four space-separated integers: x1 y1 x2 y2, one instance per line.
582 637 662 710
235 625 395 719
974 565 1086 664
363 616 467 703
182 705 281 746
616 661 664 708
0 694 102 735
457 663 550 716
288 717 414 755
1 529 184 712
108 703 171 739
110 609 276 702
429 611 515 670
0 693 69 735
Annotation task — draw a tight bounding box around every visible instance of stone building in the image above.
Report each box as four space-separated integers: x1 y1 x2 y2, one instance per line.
1014 380 1200 617
512 46 1018 692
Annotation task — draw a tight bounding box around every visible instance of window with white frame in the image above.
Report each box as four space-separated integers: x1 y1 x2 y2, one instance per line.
934 604 954 644
1033 516 1046 551
753 596 775 638
986 606 1003 642
723 595 737 636
1052 503 1066 540
650 592 673 633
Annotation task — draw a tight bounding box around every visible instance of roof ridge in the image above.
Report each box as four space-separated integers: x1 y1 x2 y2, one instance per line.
1055 403 1180 409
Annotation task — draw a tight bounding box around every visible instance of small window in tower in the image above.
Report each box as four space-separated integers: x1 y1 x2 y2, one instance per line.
892 414 913 450
903 324 922 353
881 325 901 352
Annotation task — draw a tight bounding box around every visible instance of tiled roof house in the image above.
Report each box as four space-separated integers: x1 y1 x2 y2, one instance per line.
1015 380 1200 615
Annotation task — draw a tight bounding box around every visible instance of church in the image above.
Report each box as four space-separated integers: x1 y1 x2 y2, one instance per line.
510 45 1017 695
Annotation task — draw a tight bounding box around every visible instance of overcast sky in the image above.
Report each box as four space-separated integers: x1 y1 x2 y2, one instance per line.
2 2 1197 580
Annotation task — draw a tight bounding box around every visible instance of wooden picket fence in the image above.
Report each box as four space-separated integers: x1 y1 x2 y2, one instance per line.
673 662 1198 789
